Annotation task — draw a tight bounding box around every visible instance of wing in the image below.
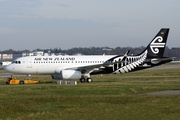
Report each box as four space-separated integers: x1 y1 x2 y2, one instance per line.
65 50 130 74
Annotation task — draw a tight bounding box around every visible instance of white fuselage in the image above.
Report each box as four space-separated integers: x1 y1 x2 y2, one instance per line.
5 55 121 74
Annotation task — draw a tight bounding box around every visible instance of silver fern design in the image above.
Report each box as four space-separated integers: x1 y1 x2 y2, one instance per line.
150 36 165 54
113 50 148 74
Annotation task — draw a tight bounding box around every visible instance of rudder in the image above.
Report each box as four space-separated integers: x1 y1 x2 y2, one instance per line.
143 28 169 58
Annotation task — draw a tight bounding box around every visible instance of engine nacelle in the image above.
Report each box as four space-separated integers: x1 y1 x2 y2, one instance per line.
151 58 160 64
51 70 81 80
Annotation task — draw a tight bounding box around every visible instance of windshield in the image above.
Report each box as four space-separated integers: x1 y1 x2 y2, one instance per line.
12 61 21 64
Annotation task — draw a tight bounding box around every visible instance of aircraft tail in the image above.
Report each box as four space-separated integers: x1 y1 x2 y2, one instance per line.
140 28 169 58
93 28 172 75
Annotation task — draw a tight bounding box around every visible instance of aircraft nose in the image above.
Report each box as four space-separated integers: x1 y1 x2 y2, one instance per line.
5 65 13 72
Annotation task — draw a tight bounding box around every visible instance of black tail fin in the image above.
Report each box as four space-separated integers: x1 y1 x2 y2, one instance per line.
141 28 169 58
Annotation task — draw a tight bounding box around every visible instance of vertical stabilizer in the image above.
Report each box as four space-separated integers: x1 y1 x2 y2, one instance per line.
141 28 169 58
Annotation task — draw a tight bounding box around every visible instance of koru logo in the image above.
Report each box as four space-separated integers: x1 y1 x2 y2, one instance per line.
150 36 165 54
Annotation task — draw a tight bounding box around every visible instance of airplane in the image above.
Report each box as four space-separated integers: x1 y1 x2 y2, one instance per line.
5 28 173 83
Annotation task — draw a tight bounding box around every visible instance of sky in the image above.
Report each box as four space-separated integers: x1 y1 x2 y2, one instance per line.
0 0 179 51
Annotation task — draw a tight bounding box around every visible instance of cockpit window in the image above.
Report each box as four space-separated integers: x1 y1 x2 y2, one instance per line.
12 61 21 64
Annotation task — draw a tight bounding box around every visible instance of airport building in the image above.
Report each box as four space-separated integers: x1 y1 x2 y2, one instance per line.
0 51 68 61
1 54 13 60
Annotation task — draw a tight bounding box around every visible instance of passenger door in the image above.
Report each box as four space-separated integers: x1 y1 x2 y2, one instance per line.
27 58 32 68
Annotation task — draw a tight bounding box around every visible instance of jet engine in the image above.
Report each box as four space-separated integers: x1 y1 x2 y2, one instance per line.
51 70 81 80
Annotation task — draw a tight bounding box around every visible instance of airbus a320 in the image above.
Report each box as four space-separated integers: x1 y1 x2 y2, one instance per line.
5 28 173 82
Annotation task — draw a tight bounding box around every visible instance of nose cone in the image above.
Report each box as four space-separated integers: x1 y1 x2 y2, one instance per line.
5 65 13 73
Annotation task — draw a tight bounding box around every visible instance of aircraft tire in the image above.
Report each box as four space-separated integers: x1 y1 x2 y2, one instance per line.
87 78 93 83
20 80 24 84
80 78 85 83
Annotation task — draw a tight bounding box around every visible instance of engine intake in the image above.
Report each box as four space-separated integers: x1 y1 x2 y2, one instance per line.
51 70 81 80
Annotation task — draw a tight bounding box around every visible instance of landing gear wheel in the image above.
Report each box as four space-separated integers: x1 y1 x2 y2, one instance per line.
86 78 93 83
80 78 85 83
19 80 24 84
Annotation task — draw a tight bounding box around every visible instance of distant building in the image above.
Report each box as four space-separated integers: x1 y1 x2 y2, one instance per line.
22 52 34 56
43 53 51 56
1 51 71 61
33 51 44 56
74 53 83 56
1 54 12 60
102 48 112 52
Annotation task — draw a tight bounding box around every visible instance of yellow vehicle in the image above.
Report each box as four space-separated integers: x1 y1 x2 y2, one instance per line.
6 76 40 84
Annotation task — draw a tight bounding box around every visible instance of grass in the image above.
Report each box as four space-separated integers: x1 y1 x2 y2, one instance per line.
0 68 180 120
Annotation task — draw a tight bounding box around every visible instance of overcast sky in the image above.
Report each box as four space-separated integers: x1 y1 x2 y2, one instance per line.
0 0 179 51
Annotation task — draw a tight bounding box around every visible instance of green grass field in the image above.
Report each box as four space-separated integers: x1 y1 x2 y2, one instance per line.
0 68 180 120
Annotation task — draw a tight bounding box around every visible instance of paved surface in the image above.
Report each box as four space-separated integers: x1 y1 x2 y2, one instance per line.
0 73 25 77
146 90 180 95
150 63 180 69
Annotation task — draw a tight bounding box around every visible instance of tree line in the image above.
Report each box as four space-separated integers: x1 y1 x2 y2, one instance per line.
1 47 180 60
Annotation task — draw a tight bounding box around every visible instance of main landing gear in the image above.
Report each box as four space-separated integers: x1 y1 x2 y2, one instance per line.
79 77 93 83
